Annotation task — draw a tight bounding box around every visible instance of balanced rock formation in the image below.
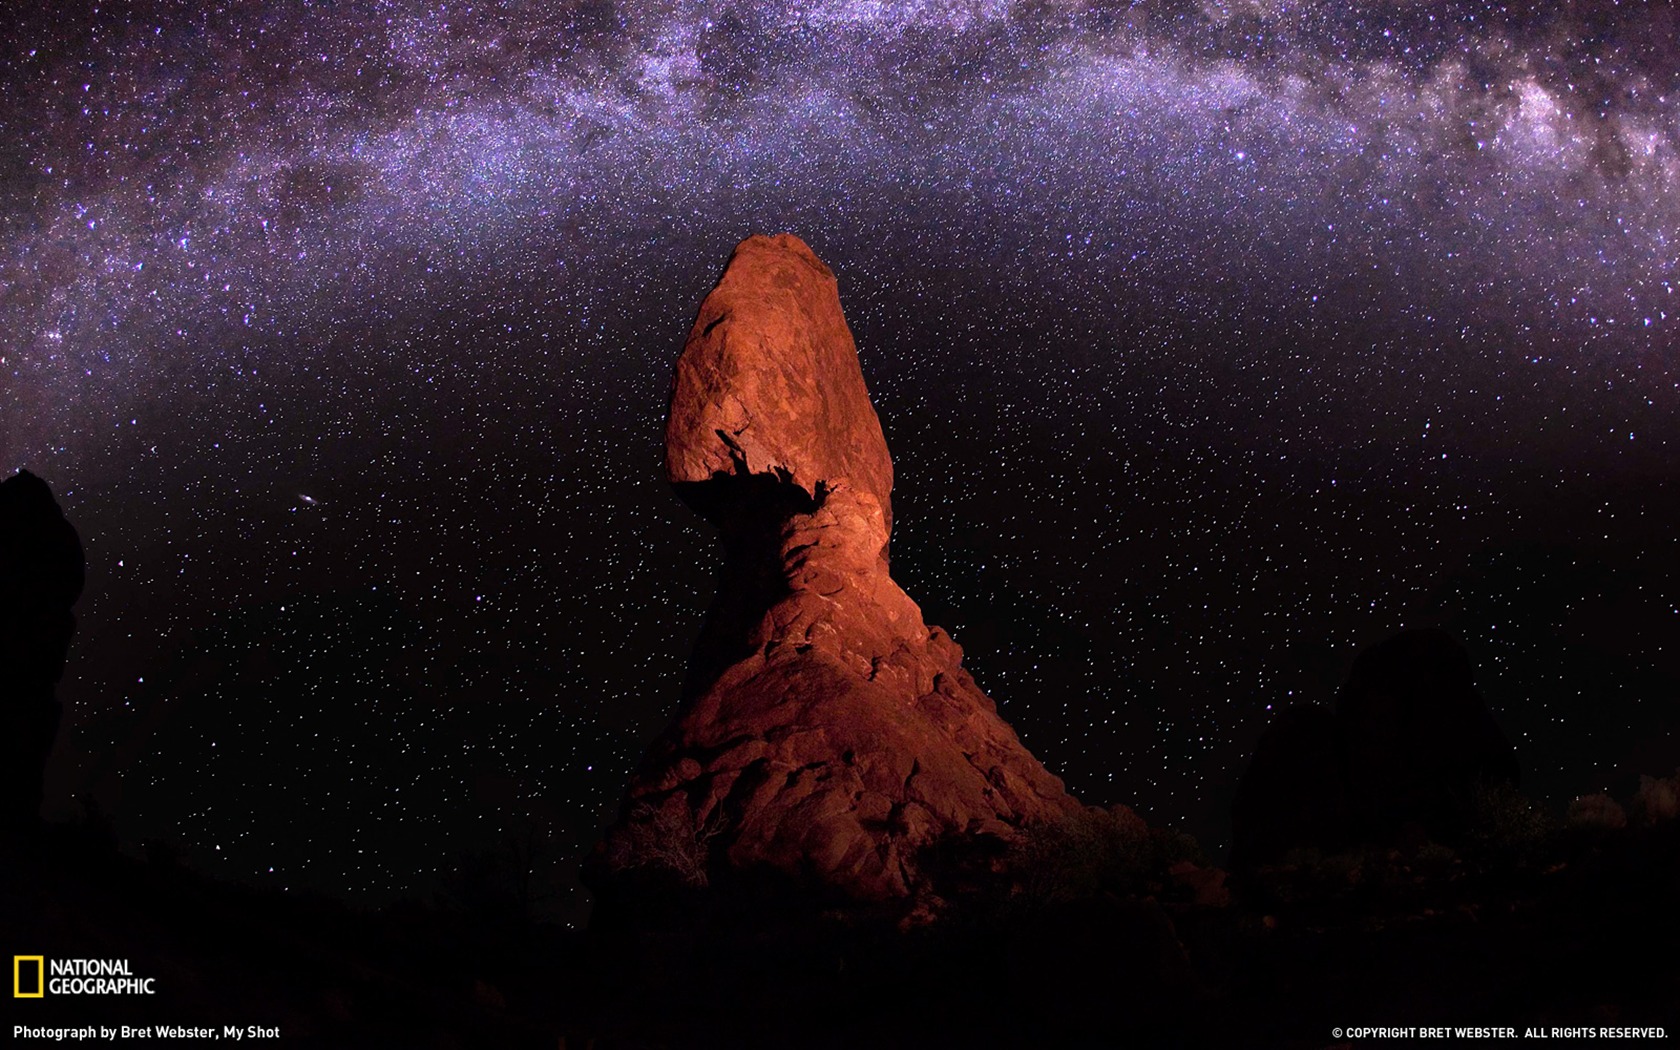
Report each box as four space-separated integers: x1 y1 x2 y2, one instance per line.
0 470 85 834
594 234 1084 902
1230 628 1519 868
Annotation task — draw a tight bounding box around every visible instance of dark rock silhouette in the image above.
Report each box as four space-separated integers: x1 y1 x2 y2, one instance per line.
592 233 1084 904
1337 627 1520 841
1231 628 1519 868
1228 703 1350 871
0 470 85 835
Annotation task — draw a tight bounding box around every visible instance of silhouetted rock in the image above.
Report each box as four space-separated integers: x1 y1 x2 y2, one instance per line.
0 470 85 835
1231 629 1519 869
592 234 1083 905
1229 704 1349 869
1337 628 1520 841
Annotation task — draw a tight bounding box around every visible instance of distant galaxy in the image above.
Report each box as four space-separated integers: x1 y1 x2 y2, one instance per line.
3 0 1676 925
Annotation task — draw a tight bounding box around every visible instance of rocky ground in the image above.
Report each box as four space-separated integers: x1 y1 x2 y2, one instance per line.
7 789 1677 1049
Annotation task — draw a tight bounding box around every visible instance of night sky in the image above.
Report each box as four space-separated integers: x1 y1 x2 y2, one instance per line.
4 0 1677 929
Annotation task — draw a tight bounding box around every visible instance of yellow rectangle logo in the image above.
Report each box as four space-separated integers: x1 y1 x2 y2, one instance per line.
14 956 44 997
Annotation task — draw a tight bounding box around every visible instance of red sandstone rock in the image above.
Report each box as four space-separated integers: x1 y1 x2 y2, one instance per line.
1167 861 1232 908
597 234 1083 901
665 233 894 533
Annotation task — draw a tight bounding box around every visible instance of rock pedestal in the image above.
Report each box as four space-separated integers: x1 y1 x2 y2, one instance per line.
594 234 1082 902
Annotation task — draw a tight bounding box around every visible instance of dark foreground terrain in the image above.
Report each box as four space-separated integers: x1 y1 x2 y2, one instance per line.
6 793 1677 1049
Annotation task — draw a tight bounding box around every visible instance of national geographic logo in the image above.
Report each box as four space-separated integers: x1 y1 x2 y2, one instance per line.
13 957 157 997
14 956 43 998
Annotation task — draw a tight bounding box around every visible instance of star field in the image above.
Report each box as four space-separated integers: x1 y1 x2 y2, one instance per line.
3 0 1677 925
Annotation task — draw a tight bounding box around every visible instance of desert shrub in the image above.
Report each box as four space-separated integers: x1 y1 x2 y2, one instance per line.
1252 846 1356 904
1566 792 1627 830
1631 771 1680 826
1277 846 1325 870
1467 780 1554 855
1152 827 1208 869
611 795 725 888
1413 841 1459 869
1008 808 1199 906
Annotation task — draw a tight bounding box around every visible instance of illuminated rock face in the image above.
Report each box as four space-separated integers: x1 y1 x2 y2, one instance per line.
596 234 1082 901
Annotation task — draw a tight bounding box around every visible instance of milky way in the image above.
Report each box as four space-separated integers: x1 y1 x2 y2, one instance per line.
4 1 1677 924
